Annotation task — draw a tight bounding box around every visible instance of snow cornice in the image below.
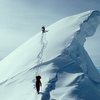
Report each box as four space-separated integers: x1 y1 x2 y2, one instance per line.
74 10 100 45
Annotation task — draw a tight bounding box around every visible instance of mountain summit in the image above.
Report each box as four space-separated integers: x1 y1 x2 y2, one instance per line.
0 10 100 100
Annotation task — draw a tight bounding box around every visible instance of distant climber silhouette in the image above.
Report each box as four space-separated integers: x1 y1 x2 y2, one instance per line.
41 26 45 33
36 76 42 94
41 26 48 33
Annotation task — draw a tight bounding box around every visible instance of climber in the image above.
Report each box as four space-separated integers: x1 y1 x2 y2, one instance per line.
41 26 45 33
35 76 42 94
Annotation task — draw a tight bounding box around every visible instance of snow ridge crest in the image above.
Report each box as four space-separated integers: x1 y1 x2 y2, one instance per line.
74 10 100 45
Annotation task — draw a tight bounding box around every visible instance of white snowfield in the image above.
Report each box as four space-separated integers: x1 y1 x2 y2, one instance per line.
0 10 100 100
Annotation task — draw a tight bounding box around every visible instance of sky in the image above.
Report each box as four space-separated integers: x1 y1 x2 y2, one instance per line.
0 0 100 66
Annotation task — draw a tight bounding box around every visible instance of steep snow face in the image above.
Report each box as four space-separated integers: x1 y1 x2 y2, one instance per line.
0 10 100 100
66 11 100 83
0 10 93 82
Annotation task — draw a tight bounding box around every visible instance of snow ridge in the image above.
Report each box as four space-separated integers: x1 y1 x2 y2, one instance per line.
0 10 100 100
65 10 100 83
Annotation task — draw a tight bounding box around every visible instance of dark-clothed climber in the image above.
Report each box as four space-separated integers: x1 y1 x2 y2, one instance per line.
41 26 45 33
36 76 42 94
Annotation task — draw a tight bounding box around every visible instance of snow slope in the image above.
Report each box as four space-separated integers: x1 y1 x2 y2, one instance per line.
0 10 100 100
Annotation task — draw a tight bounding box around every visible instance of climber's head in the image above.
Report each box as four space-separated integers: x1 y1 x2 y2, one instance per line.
36 76 41 80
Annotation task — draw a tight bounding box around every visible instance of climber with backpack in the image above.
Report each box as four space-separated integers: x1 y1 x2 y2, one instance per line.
41 26 45 33
41 26 49 33
35 76 42 94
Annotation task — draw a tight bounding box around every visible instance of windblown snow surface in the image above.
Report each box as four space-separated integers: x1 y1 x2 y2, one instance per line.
0 10 100 100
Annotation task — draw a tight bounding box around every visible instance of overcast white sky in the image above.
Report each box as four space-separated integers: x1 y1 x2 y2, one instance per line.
0 0 100 66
